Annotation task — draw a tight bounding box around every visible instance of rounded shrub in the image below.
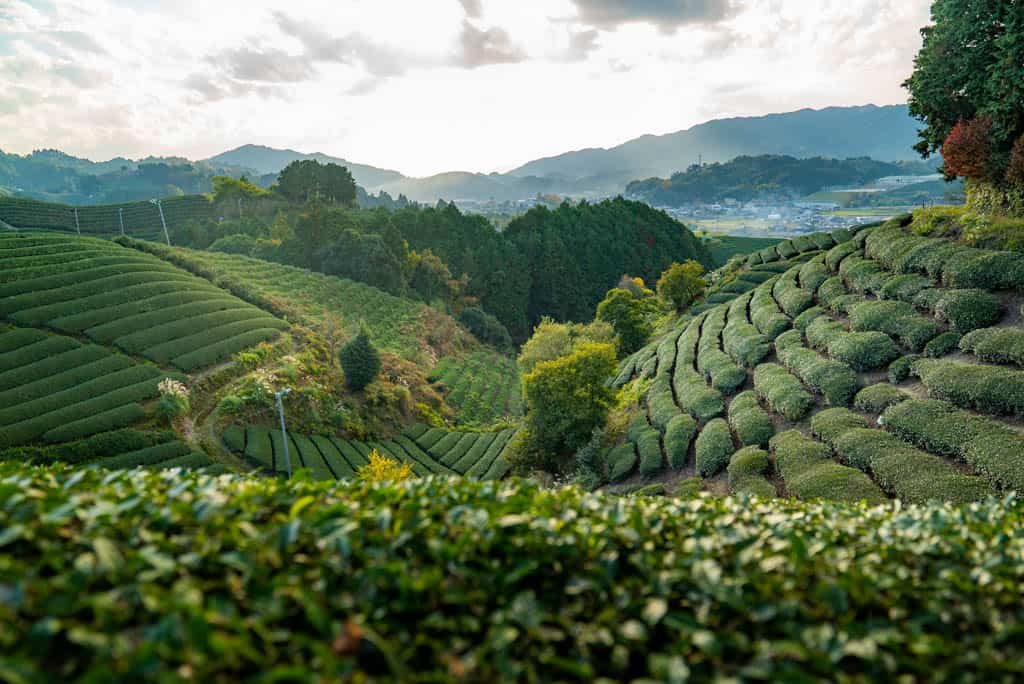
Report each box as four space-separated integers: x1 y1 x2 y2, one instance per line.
960 327 1024 366
664 413 698 470
854 384 909 414
727 391 774 447
694 418 734 478
810 408 867 445
933 289 1004 333
888 354 920 384
924 331 961 358
607 443 637 482
827 331 901 372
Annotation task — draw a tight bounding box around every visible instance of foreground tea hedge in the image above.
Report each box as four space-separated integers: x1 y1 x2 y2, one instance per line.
2 465 1023 681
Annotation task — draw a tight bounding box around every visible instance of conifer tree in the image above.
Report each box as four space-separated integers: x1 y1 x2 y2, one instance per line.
339 322 381 391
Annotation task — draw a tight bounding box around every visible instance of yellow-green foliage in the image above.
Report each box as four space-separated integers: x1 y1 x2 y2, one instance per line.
357 449 413 482
910 204 1024 251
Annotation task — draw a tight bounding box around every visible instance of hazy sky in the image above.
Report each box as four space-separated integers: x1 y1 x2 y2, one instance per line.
0 0 931 176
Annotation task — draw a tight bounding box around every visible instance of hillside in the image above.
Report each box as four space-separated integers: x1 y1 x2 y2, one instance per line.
625 155 936 205
509 104 923 187
601 214 1024 504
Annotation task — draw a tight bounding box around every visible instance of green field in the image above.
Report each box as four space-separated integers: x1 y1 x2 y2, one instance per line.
429 351 522 425
612 216 1024 503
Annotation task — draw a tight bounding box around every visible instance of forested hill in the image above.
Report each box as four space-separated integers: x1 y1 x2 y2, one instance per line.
390 197 713 341
625 155 937 205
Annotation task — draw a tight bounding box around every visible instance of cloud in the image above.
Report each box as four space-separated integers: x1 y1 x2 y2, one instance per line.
458 0 483 18
274 11 407 77
44 30 107 55
569 0 736 32
51 61 112 88
457 20 526 68
215 46 315 83
567 28 600 60
182 72 286 102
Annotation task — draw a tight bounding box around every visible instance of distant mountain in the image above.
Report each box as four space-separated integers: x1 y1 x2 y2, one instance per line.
204 144 404 189
509 105 923 187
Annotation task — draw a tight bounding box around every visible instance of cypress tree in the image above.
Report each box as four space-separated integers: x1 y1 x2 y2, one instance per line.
339 323 381 391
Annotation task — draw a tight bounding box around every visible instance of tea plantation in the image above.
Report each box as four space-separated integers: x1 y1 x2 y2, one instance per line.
230 423 515 480
429 351 522 425
611 217 1024 504
2 464 1023 681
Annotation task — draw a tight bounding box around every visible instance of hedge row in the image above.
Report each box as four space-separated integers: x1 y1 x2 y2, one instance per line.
798 258 830 293
664 413 697 469
839 256 889 295
9 465 1024 680
749 284 790 340
51 290 228 334
171 328 287 372
877 273 933 302
772 271 814 317
809 407 870 444
672 366 724 423
0 335 78 371
726 446 776 497
824 239 860 271
831 426 991 504
647 374 679 430
0 270 198 317
775 331 858 406
0 345 118 398
912 358 1024 417
805 316 900 371
847 300 939 352
865 223 1024 290
41 404 148 444
143 318 289 364
723 298 771 368
694 418 734 477
853 383 908 414
636 427 664 477
727 391 774 447
0 428 176 466
960 327 1024 366
106 304 258 351
929 288 1004 333
792 306 826 332
0 258 178 298
753 363 814 421
11 280 200 327
884 399 1024 492
888 354 920 384
769 430 886 504
97 440 192 470
607 442 637 481
816 276 849 310
923 331 961 358
696 308 746 393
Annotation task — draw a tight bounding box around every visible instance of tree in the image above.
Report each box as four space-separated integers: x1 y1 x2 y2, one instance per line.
596 288 656 355
657 261 706 312
409 249 459 306
338 323 381 391
458 307 512 350
357 449 413 482
212 175 268 203
514 342 618 473
277 160 356 205
904 0 1024 187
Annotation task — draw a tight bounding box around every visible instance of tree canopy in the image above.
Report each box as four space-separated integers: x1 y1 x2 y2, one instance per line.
277 160 357 205
658 261 706 312
905 0 1024 187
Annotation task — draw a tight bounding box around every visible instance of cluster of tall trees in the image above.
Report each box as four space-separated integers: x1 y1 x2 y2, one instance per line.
905 0 1024 203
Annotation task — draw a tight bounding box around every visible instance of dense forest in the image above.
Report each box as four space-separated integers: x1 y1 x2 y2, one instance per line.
183 194 712 342
625 155 936 205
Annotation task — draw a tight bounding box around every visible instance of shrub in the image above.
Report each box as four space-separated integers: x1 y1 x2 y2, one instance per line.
810 408 868 444
673 368 724 422
727 446 774 497
607 443 637 481
854 384 908 414
694 418 734 478
357 449 413 482
841 258 888 294
806 317 900 371
458 307 513 350
883 399 1024 493
832 428 991 504
941 249 1024 290
932 289 1004 333
777 342 858 407
98 440 192 470
792 306 826 332
847 300 939 352
753 363 814 421
773 274 814 316
657 260 706 312
769 430 885 504
749 288 790 340
878 274 933 302
636 427 664 477
172 328 285 372
664 413 697 469
597 288 656 355
40 404 148 444
209 234 258 255
888 355 920 384
960 327 1024 366
824 240 860 271
816 277 848 308
339 323 382 391
727 391 774 447
924 331 961 358
723 319 771 368
912 358 1024 417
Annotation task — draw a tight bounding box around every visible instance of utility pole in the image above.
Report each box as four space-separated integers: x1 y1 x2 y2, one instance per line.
274 388 293 478
118 207 125 236
73 207 80 234
150 199 170 246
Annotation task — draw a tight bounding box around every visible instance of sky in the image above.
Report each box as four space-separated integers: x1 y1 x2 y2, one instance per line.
0 0 932 177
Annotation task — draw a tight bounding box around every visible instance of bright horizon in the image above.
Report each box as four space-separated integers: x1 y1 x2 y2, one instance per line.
1 0 931 177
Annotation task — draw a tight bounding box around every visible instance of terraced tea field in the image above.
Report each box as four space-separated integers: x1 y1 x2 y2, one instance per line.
231 423 516 480
429 351 522 425
0 195 212 241
615 217 1024 503
119 238 468 360
0 232 292 469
